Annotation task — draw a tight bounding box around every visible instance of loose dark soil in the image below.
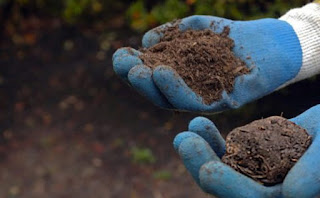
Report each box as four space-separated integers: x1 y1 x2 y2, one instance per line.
222 116 311 186
140 23 249 104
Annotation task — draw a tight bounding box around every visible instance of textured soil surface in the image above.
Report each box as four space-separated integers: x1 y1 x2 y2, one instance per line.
222 116 311 185
140 23 249 104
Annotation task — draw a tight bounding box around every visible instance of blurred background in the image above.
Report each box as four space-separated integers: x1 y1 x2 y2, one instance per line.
0 0 317 197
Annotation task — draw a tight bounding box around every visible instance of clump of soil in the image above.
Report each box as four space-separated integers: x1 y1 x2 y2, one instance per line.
139 22 249 104
222 116 311 186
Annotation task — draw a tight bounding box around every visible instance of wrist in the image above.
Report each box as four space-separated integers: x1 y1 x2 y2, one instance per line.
279 3 320 86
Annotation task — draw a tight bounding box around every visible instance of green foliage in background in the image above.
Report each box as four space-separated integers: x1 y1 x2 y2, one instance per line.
127 0 308 32
0 0 8 6
126 0 189 31
131 146 156 165
0 0 309 29
153 170 172 180
0 0 128 23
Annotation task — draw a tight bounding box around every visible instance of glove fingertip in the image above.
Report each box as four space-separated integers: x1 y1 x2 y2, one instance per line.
142 21 180 48
180 15 212 31
188 117 226 157
128 65 173 108
173 132 197 152
142 30 162 48
112 47 141 62
113 55 143 79
128 64 152 80
188 116 215 131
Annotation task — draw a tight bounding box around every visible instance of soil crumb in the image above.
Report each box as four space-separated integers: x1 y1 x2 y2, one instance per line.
222 116 311 186
140 22 249 104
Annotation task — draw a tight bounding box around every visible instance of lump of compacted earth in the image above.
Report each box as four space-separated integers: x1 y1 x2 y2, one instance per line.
139 22 249 104
222 116 311 186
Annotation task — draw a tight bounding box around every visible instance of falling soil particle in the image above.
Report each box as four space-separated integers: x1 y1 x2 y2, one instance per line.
222 116 312 186
139 22 249 104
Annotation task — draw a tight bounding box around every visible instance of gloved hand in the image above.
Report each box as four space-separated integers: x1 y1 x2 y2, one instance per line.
112 16 302 112
112 3 320 113
173 105 320 198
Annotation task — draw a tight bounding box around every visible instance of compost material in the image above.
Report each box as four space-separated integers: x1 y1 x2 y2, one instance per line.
140 23 249 104
222 116 311 186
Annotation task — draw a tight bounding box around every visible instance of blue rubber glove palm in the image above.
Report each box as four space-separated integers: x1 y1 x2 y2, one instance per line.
112 16 302 113
174 105 320 198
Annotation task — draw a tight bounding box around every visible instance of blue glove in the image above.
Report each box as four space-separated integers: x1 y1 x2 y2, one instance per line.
112 16 302 113
173 105 320 198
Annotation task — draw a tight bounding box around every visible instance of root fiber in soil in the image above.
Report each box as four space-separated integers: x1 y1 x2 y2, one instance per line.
140 23 249 104
222 116 311 185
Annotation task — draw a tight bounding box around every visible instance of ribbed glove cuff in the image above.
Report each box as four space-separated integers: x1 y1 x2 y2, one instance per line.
279 3 320 86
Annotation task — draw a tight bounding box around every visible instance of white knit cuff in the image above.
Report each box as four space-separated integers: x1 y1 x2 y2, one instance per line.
279 3 320 87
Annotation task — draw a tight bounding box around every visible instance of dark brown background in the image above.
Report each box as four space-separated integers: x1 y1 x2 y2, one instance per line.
0 0 317 197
